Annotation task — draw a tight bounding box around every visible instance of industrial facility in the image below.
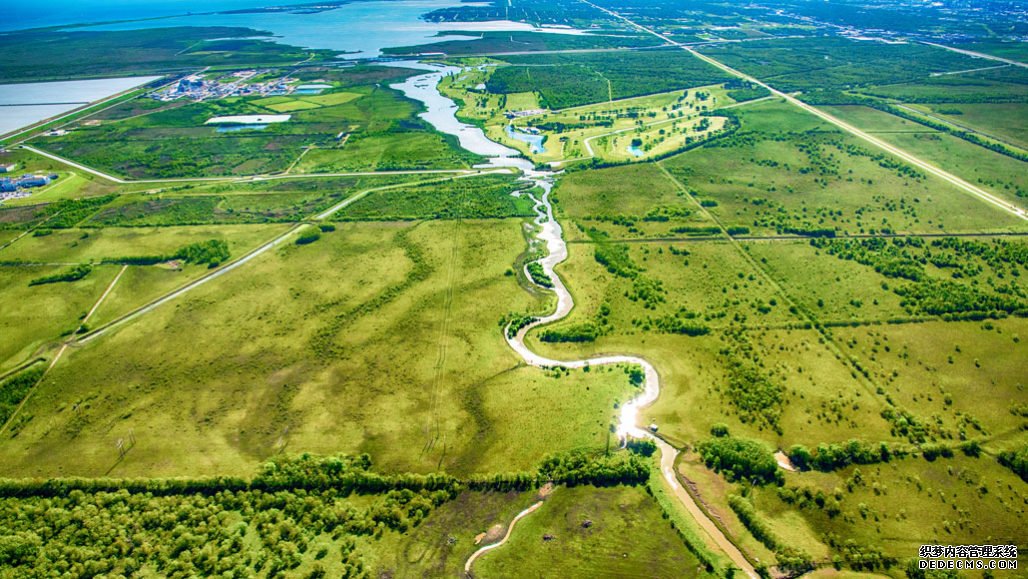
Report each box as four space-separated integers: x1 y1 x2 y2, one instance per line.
0 173 58 202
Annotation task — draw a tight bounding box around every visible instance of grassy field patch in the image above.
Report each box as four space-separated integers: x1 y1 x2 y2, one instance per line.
475 485 710 577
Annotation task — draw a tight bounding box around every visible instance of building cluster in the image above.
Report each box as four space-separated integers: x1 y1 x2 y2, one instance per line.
151 71 299 102
0 172 58 202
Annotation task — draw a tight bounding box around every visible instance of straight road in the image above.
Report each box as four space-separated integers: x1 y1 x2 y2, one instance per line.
893 103 1028 152
919 41 1028 69
21 145 483 185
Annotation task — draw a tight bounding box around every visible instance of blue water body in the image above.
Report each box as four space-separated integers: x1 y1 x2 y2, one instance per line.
627 144 645 157
295 84 332 95
0 76 162 135
70 0 558 59
506 124 547 154
216 123 268 132
0 77 161 106
62 0 592 59
0 0 281 32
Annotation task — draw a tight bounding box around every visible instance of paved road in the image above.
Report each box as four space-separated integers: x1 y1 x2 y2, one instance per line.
893 103 1028 151
579 0 1028 222
919 41 1028 69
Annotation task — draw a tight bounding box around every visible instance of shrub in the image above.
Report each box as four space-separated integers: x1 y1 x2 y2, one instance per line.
997 445 1028 482
539 322 598 343
710 424 730 437
697 436 780 485
537 450 650 486
626 438 657 457
296 229 322 245
29 264 92 286
526 262 553 288
175 239 230 267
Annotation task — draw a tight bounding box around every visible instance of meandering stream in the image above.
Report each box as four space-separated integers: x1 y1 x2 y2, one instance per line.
390 60 667 452
391 63 757 577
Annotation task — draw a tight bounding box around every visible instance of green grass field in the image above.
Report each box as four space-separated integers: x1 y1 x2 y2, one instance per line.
372 489 540 577
0 219 639 478
0 264 119 373
514 91 1026 571
475 485 710 577
661 100 1027 234
819 104 1028 205
441 67 737 165
753 454 1026 567
906 102 1028 149
2 7 1027 576
32 81 480 179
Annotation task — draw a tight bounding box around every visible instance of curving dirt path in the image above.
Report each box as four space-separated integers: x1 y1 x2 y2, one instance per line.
463 500 545 574
501 170 758 578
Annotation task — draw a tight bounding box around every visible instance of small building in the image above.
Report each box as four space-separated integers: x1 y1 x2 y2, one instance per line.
0 179 16 193
0 163 17 173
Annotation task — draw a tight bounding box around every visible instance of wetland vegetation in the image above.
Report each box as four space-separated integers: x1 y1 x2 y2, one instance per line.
1 0 1026 576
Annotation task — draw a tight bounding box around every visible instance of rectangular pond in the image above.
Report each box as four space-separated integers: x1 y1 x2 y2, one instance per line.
0 76 161 136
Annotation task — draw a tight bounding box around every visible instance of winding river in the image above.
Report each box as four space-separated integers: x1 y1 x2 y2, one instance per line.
389 59 664 452
391 63 757 578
